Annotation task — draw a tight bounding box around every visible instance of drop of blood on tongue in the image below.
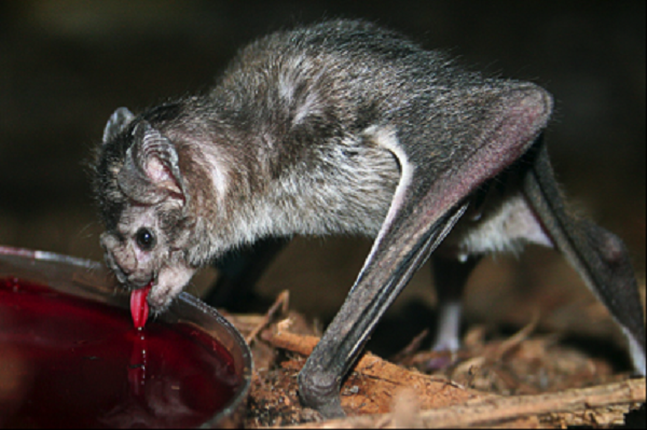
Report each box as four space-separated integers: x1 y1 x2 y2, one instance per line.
130 283 152 329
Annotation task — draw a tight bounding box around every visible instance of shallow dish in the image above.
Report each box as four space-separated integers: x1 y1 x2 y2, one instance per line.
0 245 252 428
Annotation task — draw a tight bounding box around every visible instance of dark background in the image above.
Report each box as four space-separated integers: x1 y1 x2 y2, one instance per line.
1 1 644 354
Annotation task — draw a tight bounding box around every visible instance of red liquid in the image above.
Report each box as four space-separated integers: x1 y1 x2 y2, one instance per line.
0 277 240 428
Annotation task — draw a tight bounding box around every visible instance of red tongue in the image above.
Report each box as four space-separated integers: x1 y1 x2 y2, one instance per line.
130 283 152 329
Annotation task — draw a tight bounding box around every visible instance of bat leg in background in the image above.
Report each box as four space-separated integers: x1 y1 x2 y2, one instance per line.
430 254 481 354
522 141 646 374
203 237 289 311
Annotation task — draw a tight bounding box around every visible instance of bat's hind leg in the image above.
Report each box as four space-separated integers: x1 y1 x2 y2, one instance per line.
430 254 480 353
428 176 554 356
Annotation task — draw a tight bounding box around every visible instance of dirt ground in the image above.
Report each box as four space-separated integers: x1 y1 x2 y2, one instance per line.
223 290 645 428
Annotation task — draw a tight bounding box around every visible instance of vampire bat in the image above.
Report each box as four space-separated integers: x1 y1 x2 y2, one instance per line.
93 19 645 418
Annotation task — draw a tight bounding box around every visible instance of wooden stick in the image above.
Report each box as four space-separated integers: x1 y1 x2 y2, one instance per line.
245 290 290 345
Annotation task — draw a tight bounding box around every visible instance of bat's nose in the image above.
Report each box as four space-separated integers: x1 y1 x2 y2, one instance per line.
104 251 150 288
117 262 151 288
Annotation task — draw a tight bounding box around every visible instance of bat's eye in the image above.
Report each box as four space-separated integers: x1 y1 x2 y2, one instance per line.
135 227 156 251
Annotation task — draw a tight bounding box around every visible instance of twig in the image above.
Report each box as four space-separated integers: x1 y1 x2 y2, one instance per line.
245 290 290 345
488 308 540 361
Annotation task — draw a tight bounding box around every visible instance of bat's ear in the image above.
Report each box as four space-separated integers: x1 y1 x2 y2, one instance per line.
117 121 186 205
103 107 135 144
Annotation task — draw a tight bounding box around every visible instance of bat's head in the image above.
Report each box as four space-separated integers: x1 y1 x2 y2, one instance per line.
93 107 198 312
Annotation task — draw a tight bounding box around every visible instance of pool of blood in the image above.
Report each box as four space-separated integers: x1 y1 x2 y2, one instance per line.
0 277 240 428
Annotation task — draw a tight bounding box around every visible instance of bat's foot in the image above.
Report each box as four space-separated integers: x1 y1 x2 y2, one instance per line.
426 339 459 371
297 368 345 419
